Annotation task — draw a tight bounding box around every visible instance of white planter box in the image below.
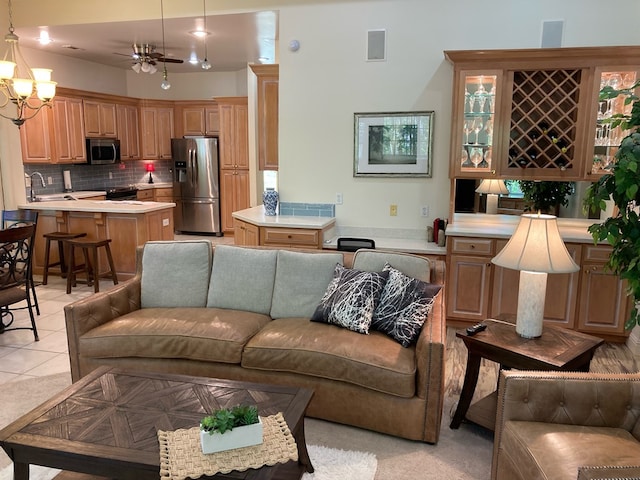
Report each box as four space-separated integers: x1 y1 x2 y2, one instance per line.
200 417 264 454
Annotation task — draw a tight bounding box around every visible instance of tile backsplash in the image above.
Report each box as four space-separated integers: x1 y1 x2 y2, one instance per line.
279 202 335 217
24 160 173 196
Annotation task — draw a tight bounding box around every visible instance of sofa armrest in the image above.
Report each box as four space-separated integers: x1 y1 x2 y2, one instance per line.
64 277 141 381
492 370 640 480
577 465 640 480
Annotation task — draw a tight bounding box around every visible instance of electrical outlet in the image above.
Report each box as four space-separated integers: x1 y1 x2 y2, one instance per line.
336 192 343 205
109 172 113 179
421 205 430 217
47 176 53 185
390 204 398 216
162 218 170 226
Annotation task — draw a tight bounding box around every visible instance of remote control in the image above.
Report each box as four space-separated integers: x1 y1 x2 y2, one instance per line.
466 323 487 336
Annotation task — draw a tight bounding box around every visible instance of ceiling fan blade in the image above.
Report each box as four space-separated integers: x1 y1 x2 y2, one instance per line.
160 58 184 64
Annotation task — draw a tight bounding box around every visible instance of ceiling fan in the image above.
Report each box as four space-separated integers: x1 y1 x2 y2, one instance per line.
115 44 184 74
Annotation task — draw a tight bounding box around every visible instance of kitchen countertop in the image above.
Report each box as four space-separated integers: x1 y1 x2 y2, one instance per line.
136 182 172 190
322 235 446 256
446 213 600 243
19 199 175 214
34 191 106 202
232 206 336 229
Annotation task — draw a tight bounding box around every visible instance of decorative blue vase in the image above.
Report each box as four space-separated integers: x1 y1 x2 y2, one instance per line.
263 188 279 216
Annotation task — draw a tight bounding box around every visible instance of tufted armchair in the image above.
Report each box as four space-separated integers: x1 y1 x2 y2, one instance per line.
492 370 640 480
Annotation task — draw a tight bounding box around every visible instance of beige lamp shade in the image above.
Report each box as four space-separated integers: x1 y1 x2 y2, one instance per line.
491 213 579 273
475 179 509 195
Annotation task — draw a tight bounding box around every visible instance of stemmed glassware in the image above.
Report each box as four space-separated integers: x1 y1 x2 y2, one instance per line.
473 118 483 144
470 147 483 168
463 120 473 144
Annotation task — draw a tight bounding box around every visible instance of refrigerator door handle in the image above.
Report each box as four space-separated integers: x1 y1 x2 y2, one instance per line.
193 148 198 185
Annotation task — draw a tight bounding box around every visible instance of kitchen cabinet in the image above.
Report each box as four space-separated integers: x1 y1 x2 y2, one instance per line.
20 107 53 164
260 227 323 249
585 67 640 179
137 187 173 202
83 100 117 138
445 46 640 182
446 234 632 341
53 96 86 163
234 219 259 246
217 97 249 233
576 245 632 336
175 102 219 137
140 103 174 160
220 169 249 234
116 103 140 160
250 64 279 170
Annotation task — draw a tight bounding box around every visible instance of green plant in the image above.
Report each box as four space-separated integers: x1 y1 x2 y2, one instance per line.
584 80 640 330
518 180 575 213
200 405 259 435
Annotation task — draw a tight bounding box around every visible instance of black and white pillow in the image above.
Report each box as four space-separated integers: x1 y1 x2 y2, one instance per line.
372 263 442 347
311 263 389 334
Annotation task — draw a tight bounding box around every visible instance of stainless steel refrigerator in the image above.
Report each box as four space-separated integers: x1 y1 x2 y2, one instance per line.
172 137 222 235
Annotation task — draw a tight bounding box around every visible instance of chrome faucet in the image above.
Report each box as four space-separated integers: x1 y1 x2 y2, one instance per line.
28 172 46 202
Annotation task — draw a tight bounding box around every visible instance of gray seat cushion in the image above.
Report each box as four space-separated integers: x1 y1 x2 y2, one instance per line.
353 249 431 282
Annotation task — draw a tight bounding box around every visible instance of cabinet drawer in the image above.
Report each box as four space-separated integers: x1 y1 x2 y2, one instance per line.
261 227 319 247
137 189 154 200
582 244 612 263
154 187 174 200
450 237 494 255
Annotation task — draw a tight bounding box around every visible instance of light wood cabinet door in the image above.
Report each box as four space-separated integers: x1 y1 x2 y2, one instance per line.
234 219 259 246
205 106 219 135
84 101 117 137
53 96 86 164
181 107 206 136
20 108 53 163
157 107 174 159
218 98 249 169
491 241 581 328
117 104 140 160
446 253 493 322
252 64 279 171
220 169 249 233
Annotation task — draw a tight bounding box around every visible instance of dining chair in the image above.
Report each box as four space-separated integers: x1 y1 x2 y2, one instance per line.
0 224 39 341
1 209 40 315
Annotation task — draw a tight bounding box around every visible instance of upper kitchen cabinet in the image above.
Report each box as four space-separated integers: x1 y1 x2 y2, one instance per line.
217 97 249 170
175 101 219 137
585 67 640 179
53 96 86 163
83 100 117 138
445 46 640 181
140 102 174 160
21 96 85 164
250 64 279 171
116 103 140 160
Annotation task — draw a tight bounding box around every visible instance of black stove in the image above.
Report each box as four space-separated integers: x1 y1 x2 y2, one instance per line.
105 186 138 200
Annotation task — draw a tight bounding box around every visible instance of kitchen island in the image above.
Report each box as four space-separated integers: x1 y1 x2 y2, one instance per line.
19 200 175 280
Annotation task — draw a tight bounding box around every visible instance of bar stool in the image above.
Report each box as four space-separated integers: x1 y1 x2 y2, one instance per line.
65 238 118 294
42 232 87 285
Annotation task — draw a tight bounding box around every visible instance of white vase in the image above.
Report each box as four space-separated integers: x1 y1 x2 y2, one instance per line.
200 417 263 454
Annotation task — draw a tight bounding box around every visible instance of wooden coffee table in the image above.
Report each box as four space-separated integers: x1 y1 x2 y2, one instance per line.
0 367 314 480
450 320 604 431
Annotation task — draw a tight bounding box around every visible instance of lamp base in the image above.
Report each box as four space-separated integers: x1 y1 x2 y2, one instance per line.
148 173 154 184
486 194 499 215
516 270 548 338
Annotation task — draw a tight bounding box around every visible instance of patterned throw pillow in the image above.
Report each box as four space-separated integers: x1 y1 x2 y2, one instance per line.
311 263 389 334
372 263 442 347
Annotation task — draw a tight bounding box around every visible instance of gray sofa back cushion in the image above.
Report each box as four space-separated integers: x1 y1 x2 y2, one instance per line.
207 245 278 315
270 250 344 319
353 249 431 282
141 240 212 308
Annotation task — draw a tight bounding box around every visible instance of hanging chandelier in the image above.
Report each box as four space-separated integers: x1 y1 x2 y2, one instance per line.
0 0 56 127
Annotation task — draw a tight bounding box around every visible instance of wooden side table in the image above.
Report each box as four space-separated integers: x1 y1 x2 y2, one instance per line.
450 320 604 431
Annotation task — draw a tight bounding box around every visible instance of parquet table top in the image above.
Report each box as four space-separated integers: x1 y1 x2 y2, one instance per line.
0 367 314 480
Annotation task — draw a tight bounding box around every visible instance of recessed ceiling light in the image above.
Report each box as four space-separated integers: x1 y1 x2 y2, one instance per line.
37 29 52 45
190 30 209 38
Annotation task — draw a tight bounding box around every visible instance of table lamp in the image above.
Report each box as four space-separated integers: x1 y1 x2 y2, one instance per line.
475 179 509 214
145 163 155 184
491 213 579 338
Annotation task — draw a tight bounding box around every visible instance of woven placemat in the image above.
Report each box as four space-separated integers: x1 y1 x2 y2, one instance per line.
158 413 298 480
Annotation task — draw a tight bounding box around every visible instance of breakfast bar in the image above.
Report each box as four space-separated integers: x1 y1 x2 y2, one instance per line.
19 200 175 280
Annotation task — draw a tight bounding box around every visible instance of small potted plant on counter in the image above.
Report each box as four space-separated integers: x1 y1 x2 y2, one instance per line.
200 405 263 454
518 180 575 215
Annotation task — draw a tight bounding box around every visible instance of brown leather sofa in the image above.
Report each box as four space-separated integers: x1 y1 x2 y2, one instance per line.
64 242 446 443
492 370 640 480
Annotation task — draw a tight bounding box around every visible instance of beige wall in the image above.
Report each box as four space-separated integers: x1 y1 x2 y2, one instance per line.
1 0 639 228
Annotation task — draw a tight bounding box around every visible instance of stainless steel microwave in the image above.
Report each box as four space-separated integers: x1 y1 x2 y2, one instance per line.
86 138 120 164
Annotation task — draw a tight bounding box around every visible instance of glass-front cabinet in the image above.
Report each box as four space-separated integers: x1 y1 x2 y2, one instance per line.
453 70 503 176
586 67 639 178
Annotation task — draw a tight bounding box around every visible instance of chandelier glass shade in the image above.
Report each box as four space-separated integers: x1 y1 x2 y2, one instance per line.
0 0 56 127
